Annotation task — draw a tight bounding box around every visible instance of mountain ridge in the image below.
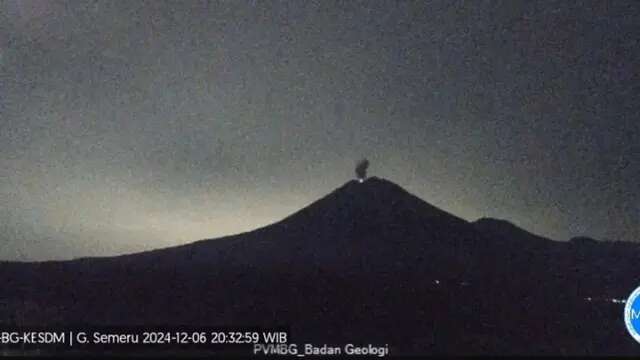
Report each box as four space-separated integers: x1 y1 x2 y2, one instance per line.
4 177 634 266
1 177 638 355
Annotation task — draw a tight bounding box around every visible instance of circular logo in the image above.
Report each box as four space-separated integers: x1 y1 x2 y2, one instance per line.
625 286 640 344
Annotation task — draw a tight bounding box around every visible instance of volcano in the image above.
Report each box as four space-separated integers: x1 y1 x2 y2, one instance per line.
1 177 639 355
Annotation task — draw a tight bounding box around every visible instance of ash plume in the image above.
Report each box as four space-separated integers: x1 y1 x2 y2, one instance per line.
355 159 370 181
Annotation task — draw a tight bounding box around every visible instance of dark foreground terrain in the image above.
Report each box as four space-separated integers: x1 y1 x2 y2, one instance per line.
1 178 639 355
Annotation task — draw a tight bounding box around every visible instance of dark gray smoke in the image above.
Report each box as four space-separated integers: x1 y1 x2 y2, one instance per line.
355 159 369 180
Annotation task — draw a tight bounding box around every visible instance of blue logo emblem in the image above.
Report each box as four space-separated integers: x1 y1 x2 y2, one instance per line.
625 286 640 344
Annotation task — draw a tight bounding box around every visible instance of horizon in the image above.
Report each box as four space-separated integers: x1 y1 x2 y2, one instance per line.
2 175 629 263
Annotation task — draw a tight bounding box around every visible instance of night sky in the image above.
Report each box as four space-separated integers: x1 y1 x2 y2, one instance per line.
1 0 638 260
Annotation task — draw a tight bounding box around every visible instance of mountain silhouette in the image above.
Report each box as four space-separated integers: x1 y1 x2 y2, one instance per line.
1 177 638 355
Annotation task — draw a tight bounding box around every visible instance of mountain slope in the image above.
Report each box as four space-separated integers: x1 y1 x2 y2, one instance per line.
1 177 638 355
